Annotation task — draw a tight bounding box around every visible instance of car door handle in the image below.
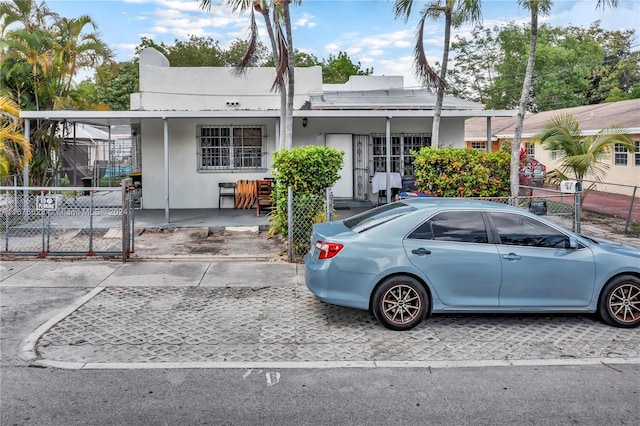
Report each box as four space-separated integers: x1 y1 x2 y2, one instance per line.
411 248 432 256
502 253 521 261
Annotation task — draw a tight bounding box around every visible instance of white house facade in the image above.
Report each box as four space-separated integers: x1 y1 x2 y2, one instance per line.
22 47 515 218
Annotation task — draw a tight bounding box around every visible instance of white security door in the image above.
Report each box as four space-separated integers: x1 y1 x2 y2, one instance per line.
326 134 353 198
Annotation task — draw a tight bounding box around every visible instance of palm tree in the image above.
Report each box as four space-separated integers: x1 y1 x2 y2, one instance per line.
1 0 114 185
509 0 620 198
196 0 295 149
51 15 114 100
0 0 57 34
394 0 482 148
0 96 31 180
533 112 634 183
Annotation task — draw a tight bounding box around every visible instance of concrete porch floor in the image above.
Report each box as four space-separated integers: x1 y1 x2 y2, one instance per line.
132 205 370 230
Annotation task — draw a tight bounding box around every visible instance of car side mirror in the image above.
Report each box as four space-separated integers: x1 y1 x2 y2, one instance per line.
568 236 579 250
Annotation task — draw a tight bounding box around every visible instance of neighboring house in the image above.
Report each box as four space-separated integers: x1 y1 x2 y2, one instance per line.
58 123 132 185
465 99 640 192
21 47 513 217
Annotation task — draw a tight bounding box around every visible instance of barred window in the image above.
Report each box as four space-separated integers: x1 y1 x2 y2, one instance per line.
525 142 535 157
197 125 265 170
635 141 640 167
470 141 487 151
371 133 431 176
614 143 628 166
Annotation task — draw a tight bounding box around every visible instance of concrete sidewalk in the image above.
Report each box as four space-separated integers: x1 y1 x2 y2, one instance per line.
3 258 640 370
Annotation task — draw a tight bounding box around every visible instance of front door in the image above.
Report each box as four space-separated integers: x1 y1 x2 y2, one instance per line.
326 134 353 198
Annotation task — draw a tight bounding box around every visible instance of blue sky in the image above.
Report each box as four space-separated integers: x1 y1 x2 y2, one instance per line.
46 0 640 88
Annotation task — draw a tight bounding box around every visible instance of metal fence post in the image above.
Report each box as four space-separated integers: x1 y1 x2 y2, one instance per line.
4 189 9 251
326 188 332 222
88 190 94 255
625 185 637 233
575 189 582 234
287 186 293 262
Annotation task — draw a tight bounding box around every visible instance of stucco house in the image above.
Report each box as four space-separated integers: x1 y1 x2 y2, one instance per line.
465 99 640 192
22 47 514 219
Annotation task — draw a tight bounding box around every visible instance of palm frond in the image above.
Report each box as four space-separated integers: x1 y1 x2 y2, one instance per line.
232 8 259 76
413 12 445 90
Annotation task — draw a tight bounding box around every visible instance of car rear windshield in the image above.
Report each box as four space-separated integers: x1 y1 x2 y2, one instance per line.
344 202 417 233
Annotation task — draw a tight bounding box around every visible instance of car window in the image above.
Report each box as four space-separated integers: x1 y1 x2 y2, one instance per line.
408 211 488 243
344 202 417 233
490 212 570 248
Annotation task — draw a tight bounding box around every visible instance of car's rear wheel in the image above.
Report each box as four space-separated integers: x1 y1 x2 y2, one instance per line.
372 276 428 331
599 275 640 328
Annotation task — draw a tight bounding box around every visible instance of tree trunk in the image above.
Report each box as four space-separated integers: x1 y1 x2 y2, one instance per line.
510 8 538 198
260 9 286 150
283 2 294 150
432 12 452 149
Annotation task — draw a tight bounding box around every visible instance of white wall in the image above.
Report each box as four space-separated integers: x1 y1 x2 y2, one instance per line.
139 116 468 208
140 118 277 209
135 48 323 111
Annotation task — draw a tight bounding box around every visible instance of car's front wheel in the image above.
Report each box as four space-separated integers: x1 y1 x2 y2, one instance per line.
372 276 428 331
599 275 640 328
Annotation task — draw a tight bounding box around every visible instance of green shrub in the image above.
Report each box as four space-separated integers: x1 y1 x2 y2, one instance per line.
413 147 511 197
270 146 344 236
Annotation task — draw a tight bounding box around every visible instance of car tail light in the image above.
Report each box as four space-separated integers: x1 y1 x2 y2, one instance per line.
315 241 344 259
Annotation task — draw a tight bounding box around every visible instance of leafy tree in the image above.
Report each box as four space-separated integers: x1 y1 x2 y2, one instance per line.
510 0 620 198
533 112 634 182
448 26 501 105
223 38 269 67
164 35 225 67
0 95 31 180
0 0 114 185
450 21 640 109
80 60 138 111
321 51 373 84
264 48 321 68
394 0 482 148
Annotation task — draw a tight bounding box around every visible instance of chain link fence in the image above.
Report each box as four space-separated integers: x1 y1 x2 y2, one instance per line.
1 181 134 259
472 189 578 231
287 188 332 262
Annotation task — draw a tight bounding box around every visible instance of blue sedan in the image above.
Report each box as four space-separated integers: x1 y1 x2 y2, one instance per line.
305 198 640 330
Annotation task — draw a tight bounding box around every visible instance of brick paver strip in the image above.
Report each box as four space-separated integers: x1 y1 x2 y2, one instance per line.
36 286 640 364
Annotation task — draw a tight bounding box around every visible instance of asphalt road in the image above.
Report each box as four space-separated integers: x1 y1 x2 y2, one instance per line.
2 286 639 426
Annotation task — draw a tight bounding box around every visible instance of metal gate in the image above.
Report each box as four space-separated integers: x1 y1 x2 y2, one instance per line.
353 135 370 201
1 179 134 260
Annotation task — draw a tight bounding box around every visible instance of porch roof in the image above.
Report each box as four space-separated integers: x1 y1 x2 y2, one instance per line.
21 108 516 127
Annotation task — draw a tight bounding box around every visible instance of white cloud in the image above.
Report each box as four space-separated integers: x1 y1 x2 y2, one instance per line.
294 13 317 29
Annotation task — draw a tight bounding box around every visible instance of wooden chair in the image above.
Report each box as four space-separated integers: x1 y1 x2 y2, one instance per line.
218 182 236 209
256 179 274 216
236 180 257 209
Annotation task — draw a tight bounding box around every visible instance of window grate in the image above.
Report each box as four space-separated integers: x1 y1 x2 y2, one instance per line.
371 133 431 176
197 125 266 171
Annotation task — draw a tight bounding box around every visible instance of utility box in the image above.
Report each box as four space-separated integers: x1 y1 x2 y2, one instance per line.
560 180 582 193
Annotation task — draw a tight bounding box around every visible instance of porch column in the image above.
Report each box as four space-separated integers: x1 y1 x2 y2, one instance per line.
163 117 170 224
486 117 492 152
275 118 281 151
23 119 30 220
386 116 392 204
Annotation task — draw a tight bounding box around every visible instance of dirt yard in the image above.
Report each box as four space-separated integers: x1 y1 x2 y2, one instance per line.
130 227 288 260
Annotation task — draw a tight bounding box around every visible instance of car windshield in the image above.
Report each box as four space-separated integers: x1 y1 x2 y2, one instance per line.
344 202 417 233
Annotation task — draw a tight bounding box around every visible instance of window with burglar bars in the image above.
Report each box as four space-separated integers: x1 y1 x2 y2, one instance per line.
197 125 265 170
635 141 640 166
525 142 535 157
470 141 487 151
371 133 431 176
614 143 628 166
